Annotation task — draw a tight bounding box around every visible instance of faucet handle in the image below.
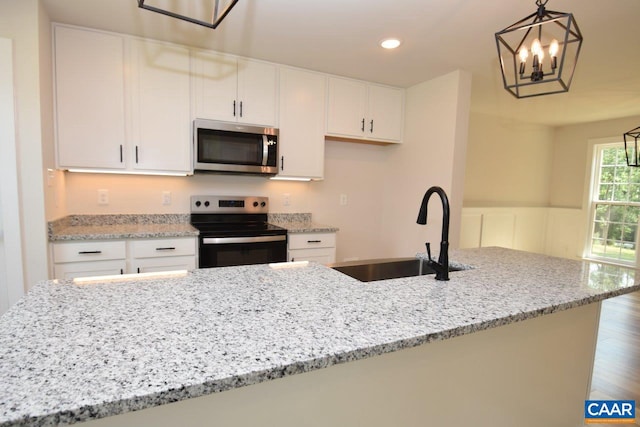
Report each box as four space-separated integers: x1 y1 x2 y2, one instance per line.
425 242 433 262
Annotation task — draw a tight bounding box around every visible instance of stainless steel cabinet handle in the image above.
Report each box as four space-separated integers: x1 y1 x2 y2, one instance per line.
203 235 286 244
240 101 243 117
281 156 284 171
233 100 236 116
155 247 176 251
361 118 365 132
307 240 322 243
78 250 102 254
370 120 374 133
135 145 139 163
119 145 123 163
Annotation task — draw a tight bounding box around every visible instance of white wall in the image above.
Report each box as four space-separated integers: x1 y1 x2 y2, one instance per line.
464 112 554 207
0 0 50 290
380 70 471 258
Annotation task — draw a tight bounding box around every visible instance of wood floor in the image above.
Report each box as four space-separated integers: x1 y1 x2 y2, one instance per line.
589 290 640 426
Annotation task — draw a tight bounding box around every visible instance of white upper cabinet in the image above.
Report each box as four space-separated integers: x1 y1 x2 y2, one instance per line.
129 39 191 173
54 26 127 169
54 25 192 174
192 51 278 127
326 77 404 143
367 84 405 142
277 67 326 180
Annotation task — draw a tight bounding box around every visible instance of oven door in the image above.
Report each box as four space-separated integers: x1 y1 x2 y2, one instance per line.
198 235 287 268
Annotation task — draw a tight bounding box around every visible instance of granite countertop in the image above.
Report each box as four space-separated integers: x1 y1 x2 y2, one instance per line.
48 213 337 241
268 213 339 233
48 214 199 241
1 247 639 426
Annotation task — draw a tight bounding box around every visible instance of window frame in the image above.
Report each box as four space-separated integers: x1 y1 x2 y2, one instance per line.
585 142 640 267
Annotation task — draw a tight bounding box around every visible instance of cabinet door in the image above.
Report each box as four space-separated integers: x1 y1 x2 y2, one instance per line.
133 256 196 274
368 85 404 142
54 26 126 169
192 50 238 122
237 59 278 126
326 77 367 138
130 40 191 173
54 260 126 280
289 248 335 264
277 68 326 179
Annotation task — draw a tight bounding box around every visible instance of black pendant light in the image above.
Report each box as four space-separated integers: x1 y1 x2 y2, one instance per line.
624 126 640 167
495 0 583 99
138 0 239 30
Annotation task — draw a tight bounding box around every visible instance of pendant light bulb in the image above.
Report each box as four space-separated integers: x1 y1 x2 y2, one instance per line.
519 47 529 63
549 39 559 57
531 38 542 56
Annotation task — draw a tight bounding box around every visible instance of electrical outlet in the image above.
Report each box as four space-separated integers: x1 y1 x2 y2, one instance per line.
340 194 348 206
162 191 172 206
98 189 109 205
283 193 291 206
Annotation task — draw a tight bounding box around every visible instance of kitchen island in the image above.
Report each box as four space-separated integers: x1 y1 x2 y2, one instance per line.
0 247 638 426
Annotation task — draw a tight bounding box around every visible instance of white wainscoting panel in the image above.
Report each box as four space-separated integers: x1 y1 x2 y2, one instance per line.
460 207 584 260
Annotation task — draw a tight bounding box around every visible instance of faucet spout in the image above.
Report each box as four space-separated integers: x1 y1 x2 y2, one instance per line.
416 186 450 281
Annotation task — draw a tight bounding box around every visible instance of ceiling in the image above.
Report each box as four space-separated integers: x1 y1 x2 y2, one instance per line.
40 0 640 127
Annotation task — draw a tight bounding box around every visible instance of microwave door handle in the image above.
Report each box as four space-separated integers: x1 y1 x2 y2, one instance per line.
262 135 269 166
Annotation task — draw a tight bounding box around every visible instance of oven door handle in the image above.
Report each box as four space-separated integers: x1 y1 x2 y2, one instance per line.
262 135 269 166
202 235 286 245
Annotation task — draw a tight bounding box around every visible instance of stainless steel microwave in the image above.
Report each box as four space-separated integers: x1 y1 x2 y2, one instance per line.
193 119 279 175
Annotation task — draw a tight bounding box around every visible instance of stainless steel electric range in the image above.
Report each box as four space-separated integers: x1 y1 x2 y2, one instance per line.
190 195 287 268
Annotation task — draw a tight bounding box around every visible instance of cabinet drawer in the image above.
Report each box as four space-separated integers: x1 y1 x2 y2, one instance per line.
53 241 126 263
130 237 196 259
288 233 336 250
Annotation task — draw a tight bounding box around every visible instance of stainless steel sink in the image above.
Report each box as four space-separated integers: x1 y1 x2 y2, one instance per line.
328 257 463 282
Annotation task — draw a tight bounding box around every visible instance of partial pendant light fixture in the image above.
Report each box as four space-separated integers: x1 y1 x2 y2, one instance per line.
138 0 239 30
495 0 583 98
624 126 640 167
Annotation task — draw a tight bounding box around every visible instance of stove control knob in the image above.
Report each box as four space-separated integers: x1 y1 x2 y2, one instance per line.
195 201 201 207
260 202 266 207
204 201 210 207
253 201 259 207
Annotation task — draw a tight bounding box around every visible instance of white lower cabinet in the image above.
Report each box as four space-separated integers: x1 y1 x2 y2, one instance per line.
52 241 127 279
51 237 196 280
130 238 197 273
288 232 336 264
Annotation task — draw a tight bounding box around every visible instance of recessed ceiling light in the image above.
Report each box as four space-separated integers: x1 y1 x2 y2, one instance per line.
380 38 401 49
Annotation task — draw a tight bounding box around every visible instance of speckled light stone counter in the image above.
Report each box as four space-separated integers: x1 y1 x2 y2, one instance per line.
268 213 339 233
48 214 199 241
0 247 638 426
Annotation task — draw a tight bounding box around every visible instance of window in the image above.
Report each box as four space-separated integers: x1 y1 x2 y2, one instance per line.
587 144 640 266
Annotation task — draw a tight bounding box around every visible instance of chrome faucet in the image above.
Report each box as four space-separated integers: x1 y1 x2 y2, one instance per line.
416 186 450 281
